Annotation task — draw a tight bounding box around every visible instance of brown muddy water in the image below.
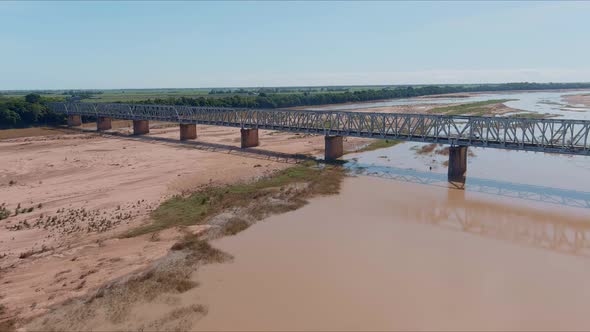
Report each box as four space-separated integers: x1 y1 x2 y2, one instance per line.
186 171 590 331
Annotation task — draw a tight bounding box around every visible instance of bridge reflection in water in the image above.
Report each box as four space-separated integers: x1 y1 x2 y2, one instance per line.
348 163 590 258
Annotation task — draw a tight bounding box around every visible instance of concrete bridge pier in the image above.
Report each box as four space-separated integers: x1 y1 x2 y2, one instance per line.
96 117 112 131
241 128 259 148
325 135 344 160
67 115 82 127
448 146 468 183
133 120 149 135
180 124 197 140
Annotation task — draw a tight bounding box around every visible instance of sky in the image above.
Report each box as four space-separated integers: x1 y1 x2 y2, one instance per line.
1 1 590 90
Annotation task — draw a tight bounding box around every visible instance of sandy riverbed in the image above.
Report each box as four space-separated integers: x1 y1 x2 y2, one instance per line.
563 93 590 107
0 124 370 324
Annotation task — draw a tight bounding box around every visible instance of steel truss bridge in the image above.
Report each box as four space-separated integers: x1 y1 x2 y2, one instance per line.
49 102 590 156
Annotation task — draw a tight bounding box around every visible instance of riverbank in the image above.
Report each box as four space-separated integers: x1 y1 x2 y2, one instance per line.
22 161 347 331
0 124 372 329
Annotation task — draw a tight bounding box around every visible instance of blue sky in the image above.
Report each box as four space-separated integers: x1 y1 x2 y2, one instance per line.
1 1 589 89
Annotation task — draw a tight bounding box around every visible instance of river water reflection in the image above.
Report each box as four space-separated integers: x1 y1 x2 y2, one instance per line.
190 142 590 331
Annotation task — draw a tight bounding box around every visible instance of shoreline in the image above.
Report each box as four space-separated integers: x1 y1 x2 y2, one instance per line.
20 161 348 331
0 124 372 329
0 122 380 328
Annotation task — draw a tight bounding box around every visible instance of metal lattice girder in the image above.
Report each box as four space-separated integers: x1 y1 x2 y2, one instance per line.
49 102 590 156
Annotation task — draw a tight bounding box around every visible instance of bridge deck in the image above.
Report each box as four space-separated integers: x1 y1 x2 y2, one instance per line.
50 102 590 156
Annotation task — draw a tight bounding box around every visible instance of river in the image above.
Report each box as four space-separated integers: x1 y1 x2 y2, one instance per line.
303 89 590 120
186 90 590 330
186 142 590 330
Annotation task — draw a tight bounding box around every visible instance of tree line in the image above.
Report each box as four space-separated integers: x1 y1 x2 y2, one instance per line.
0 94 66 128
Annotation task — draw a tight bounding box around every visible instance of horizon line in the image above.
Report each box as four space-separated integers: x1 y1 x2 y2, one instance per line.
3 81 590 92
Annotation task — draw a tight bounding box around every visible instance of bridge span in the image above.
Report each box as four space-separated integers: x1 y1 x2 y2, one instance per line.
49 102 590 182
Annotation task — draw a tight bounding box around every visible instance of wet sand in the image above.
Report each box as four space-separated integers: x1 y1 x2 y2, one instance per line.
190 176 590 331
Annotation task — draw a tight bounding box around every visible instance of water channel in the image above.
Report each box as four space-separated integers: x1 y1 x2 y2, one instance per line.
189 91 590 330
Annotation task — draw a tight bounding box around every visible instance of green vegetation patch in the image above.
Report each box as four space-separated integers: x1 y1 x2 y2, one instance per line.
0 94 66 129
430 99 515 116
355 139 401 153
124 162 345 238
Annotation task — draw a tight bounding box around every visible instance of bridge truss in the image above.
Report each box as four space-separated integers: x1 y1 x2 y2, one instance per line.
50 102 590 156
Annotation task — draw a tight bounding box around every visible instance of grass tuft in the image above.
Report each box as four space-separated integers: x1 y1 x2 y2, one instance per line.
170 234 229 264
222 218 250 236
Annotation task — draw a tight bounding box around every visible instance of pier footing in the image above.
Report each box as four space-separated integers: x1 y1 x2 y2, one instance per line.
67 115 82 127
133 120 149 135
241 128 259 148
180 124 197 140
448 146 468 183
97 117 112 131
325 135 344 160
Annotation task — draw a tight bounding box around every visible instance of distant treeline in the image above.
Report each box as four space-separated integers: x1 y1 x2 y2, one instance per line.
2 82 590 129
0 94 66 128
208 87 349 95
139 82 590 109
62 90 103 100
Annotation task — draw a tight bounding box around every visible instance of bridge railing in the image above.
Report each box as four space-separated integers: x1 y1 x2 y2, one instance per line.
49 102 590 155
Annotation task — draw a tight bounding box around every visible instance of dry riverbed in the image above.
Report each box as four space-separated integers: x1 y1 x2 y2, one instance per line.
0 124 370 329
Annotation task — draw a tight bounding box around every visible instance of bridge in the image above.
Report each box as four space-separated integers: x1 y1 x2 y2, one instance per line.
49 102 590 182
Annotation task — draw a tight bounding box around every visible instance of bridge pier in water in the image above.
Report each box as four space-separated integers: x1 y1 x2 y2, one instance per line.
133 120 149 135
97 117 112 131
448 146 468 183
325 135 344 160
67 115 81 127
241 128 259 148
180 124 197 140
